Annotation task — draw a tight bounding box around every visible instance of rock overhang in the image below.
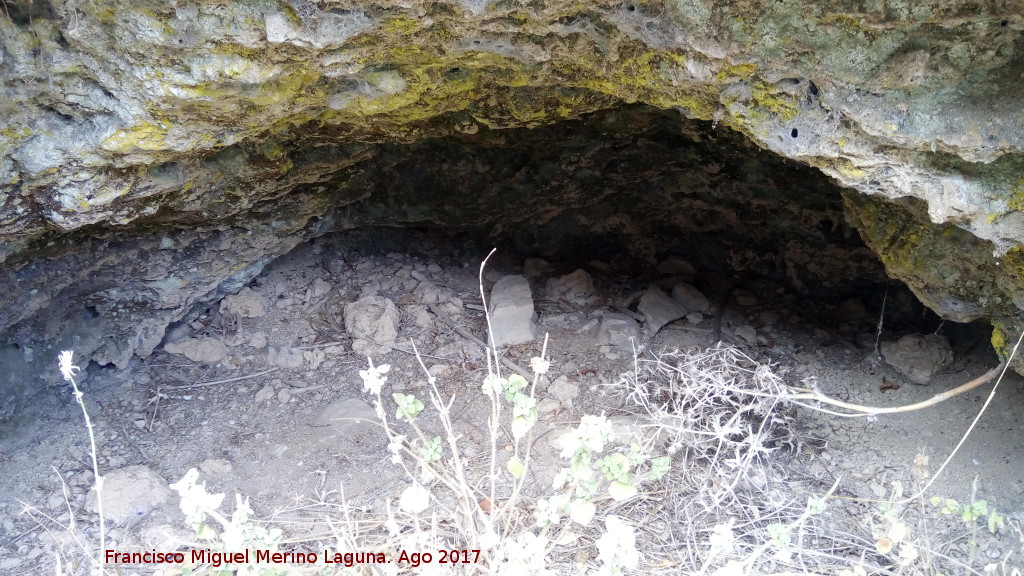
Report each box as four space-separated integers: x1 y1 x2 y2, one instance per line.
2 0 1024 373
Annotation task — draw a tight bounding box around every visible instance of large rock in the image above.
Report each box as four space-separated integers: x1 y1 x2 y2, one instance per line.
594 313 642 349
670 282 710 314
488 275 537 347
345 296 401 356
164 337 228 364
546 269 596 306
882 334 954 385
638 286 688 337
87 465 172 525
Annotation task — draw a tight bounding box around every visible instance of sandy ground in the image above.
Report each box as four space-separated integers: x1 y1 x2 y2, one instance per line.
1 229 1022 574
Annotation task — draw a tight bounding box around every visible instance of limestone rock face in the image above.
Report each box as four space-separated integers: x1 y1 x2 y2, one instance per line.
1 0 1024 374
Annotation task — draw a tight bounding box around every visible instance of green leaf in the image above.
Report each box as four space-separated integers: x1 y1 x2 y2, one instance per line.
808 495 828 515
511 416 534 440
988 510 1004 533
890 481 904 500
766 523 791 548
503 374 528 401
420 436 442 462
482 374 506 396
649 456 671 480
507 456 525 478
598 452 631 482
393 392 424 421
608 481 638 501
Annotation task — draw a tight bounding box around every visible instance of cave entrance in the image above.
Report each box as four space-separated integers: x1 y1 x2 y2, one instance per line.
296 104 992 356
2 104 1021 576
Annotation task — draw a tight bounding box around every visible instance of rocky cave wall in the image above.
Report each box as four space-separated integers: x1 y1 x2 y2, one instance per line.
1 0 1023 380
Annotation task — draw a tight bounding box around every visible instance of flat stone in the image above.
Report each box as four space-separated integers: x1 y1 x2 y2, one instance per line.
164 336 228 364
638 286 688 336
670 281 710 313
427 364 450 378
312 398 382 443
882 333 953 384
221 287 266 318
548 375 580 406
735 325 757 343
538 398 562 416
656 255 697 279
413 280 442 304
311 278 332 298
303 348 325 369
546 269 595 305
87 465 172 525
595 312 641 349
312 398 380 431
488 275 537 347
254 385 276 403
607 415 653 446
244 331 267 349
199 458 233 477
267 345 304 369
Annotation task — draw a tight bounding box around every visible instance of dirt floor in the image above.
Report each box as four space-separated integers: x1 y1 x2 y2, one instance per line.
1 228 1023 575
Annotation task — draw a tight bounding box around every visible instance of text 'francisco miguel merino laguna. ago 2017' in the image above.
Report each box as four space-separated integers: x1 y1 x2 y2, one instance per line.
105 548 483 568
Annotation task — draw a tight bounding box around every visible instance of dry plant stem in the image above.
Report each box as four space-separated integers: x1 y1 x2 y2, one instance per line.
740 478 841 576
427 302 533 380
478 248 502 526
17 500 96 572
411 340 489 539
176 367 279 390
60 357 106 576
899 329 1024 505
874 284 888 359
494 333 549 532
787 361 1006 416
368 356 483 531
479 247 500 380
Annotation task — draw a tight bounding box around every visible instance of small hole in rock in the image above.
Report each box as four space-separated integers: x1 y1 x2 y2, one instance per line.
790 128 799 138
627 4 636 12
1001 19 1009 27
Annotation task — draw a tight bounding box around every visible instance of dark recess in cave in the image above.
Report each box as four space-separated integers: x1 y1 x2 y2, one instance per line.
283 105 993 353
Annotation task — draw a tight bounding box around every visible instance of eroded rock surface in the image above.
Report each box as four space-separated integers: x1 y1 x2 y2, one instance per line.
1 0 1023 376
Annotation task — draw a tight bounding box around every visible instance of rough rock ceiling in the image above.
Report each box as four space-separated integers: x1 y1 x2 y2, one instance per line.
1 0 1023 373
